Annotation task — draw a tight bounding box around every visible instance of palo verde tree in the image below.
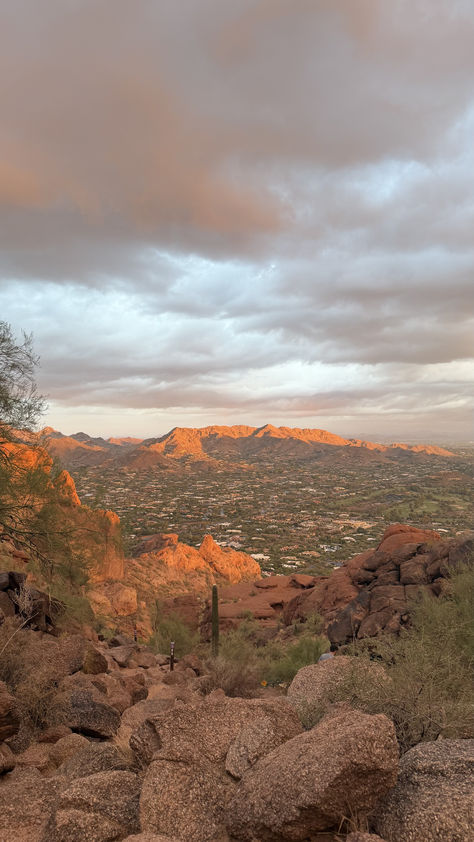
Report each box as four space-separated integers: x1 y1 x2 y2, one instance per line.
0 322 49 544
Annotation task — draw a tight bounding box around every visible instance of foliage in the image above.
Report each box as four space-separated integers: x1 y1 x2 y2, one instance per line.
301 566 474 751
150 605 198 658
264 633 329 685
0 322 45 435
211 583 219 657
201 614 329 696
0 618 68 732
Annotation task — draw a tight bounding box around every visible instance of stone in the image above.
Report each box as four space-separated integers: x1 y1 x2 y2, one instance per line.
140 754 231 842
225 712 301 779
326 591 370 645
43 770 141 842
287 657 387 719
140 695 302 765
0 740 16 773
227 708 399 840
134 650 157 669
0 767 66 842
118 696 177 752
0 680 20 740
140 696 302 842
82 645 109 675
48 733 90 767
374 739 474 842
0 590 15 617
52 687 121 738
56 741 132 780
108 645 136 667
38 725 73 744
399 558 428 585
15 742 52 772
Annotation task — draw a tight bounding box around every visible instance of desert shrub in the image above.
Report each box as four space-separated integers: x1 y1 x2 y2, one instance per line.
150 611 198 658
264 633 329 685
0 620 68 732
201 616 329 696
300 566 474 751
200 621 263 697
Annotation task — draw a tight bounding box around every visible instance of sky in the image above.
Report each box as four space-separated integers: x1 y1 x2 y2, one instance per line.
1 0 473 442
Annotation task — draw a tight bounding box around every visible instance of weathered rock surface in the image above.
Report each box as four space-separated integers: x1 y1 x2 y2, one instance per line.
227 708 399 841
0 680 20 741
374 739 474 842
0 767 66 842
123 835 183 842
43 769 141 842
346 835 387 842
51 684 121 738
56 741 133 780
286 657 387 719
141 754 231 842
0 740 16 773
140 696 302 842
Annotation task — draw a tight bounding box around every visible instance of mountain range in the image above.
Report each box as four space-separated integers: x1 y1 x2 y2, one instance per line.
40 423 453 469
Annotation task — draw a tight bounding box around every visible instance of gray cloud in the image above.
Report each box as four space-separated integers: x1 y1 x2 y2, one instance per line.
0 1 473 438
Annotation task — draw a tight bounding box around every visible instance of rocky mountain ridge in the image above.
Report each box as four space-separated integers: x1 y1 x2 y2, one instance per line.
40 423 454 469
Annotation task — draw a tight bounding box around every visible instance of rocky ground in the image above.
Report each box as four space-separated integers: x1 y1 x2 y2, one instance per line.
0 623 472 842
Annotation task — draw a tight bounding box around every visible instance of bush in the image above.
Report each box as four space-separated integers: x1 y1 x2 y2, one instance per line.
201 615 329 696
264 634 329 685
150 611 198 658
0 620 68 733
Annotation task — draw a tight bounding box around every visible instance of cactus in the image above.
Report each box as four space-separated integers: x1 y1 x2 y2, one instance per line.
211 584 219 657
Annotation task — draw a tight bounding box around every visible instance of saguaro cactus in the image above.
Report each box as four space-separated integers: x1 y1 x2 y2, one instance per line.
211 584 219 657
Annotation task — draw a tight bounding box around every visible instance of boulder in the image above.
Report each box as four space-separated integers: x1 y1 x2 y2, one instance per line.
227 708 398 841
286 657 387 721
82 646 109 675
0 740 16 773
48 733 90 767
15 742 53 772
38 725 73 744
43 769 141 842
141 755 232 842
118 696 177 752
56 741 133 780
124 836 183 842
225 713 301 779
139 695 301 766
108 645 137 668
52 686 121 738
0 680 20 740
374 739 474 842
0 767 66 842
140 696 302 842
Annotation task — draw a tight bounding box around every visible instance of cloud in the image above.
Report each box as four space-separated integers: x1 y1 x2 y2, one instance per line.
0 1 473 438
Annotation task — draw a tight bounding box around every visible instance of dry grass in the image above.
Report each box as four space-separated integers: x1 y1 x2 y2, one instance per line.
0 619 68 732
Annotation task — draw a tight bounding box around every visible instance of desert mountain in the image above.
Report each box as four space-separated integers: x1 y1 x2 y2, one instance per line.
41 424 453 470
39 427 143 468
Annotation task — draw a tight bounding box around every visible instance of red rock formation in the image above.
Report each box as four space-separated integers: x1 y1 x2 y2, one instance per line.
198 525 473 646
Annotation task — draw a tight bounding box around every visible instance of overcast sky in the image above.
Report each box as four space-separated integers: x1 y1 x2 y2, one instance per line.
1 0 473 441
